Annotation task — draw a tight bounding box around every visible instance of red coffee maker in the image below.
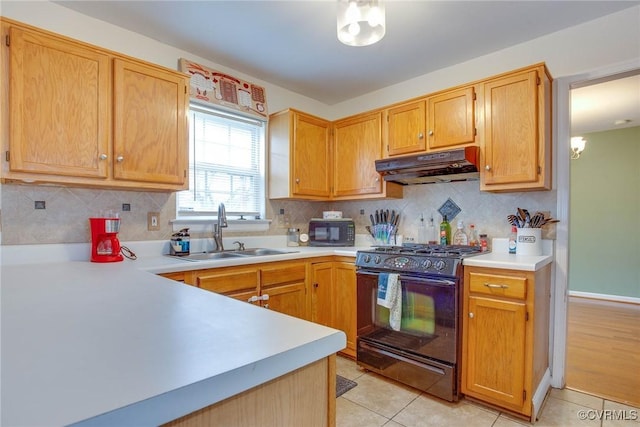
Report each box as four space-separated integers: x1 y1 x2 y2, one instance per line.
90 217 124 263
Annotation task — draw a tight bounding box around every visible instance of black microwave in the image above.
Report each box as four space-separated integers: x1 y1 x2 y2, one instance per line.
308 219 355 246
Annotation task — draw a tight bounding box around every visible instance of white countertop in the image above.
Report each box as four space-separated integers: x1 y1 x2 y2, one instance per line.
462 238 554 271
1 260 346 426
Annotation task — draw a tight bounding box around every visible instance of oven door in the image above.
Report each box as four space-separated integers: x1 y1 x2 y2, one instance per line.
356 271 459 364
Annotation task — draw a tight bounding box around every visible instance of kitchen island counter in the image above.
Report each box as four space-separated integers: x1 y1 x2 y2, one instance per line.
1 261 346 426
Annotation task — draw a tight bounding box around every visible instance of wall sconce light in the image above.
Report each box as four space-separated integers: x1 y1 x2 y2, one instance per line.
571 136 586 160
337 0 386 47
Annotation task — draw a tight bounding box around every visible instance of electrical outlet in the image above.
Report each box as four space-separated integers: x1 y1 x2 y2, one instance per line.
277 214 291 228
147 212 160 231
404 236 415 243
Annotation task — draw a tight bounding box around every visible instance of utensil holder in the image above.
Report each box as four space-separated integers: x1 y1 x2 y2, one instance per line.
516 228 542 256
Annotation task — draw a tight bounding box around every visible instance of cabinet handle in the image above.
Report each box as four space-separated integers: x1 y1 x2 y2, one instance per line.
375 176 380 182
418 132 424 139
116 156 124 162
428 130 434 136
99 154 108 160
469 312 474 318
484 283 509 289
314 283 319 288
295 178 300 184
485 165 491 171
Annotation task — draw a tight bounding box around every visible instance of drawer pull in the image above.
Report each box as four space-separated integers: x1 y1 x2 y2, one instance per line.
484 283 509 289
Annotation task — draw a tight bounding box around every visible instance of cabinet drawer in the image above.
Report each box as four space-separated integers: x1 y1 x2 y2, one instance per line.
261 264 306 286
468 272 527 299
196 269 259 294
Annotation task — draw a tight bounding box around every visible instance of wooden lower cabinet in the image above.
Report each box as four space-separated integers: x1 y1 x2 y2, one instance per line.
461 265 551 420
260 263 307 319
190 262 307 319
310 259 356 358
164 355 336 427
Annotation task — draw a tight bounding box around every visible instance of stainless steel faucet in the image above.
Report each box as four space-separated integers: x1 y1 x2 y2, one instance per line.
213 203 228 251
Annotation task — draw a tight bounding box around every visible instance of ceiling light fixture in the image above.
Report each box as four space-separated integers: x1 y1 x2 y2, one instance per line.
337 0 386 47
571 136 586 160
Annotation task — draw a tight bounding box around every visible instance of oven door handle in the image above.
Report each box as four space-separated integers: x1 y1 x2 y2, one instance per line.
357 271 456 287
359 342 446 376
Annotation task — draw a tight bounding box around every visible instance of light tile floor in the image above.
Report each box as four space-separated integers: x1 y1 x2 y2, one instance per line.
336 356 640 427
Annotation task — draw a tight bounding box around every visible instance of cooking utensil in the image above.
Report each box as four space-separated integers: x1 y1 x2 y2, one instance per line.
370 214 376 226
507 214 521 228
517 207 527 225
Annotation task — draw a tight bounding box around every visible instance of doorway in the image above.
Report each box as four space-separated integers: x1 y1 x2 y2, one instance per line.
561 69 640 406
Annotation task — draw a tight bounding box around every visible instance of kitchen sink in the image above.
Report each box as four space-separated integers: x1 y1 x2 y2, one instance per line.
234 248 295 256
167 248 297 262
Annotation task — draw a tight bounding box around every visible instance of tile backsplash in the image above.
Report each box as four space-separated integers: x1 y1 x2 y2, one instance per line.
0 182 557 246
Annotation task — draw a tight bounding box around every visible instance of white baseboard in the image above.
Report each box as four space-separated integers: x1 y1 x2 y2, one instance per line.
532 369 551 421
569 291 640 305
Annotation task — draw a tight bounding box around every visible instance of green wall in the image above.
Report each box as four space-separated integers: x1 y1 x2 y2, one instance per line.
569 126 640 298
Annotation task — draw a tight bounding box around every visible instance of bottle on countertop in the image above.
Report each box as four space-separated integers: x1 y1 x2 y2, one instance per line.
479 233 489 252
418 214 428 244
508 225 517 254
429 215 438 244
453 220 468 245
468 224 479 247
439 215 451 245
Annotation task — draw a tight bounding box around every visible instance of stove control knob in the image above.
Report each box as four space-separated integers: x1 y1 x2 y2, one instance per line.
374 255 382 264
421 259 432 269
363 254 371 263
434 260 446 271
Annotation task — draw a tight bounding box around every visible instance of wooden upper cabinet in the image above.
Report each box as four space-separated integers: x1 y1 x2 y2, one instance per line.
333 112 383 197
427 86 477 150
7 25 110 179
481 65 552 192
293 112 332 197
268 109 331 200
1 18 189 191
113 58 187 185
385 100 426 156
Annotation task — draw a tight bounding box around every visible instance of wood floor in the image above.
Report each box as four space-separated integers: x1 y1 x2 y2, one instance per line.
566 296 640 407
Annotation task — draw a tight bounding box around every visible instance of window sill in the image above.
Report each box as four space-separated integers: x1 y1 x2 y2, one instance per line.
171 217 271 233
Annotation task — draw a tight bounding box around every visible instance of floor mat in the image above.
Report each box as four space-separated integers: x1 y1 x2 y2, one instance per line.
336 375 357 397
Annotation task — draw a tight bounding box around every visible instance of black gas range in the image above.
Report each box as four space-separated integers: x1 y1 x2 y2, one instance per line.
355 243 484 402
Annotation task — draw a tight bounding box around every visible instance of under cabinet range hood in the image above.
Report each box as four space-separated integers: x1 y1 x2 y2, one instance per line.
375 146 479 185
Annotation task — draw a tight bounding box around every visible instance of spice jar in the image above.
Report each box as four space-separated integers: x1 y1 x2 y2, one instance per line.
479 234 489 252
287 228 300 247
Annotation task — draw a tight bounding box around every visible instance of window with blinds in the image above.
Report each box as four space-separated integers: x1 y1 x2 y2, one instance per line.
177 104 266 218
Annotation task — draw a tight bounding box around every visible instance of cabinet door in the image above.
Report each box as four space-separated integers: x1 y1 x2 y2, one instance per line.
113 58 188 186
310 262 334 328
292 112 331 197
464 296 527 409
427 87 476 150
333 262 357 357
260 263 308 319
386 100 426 156
482 69 548 190
333 112 383 197
7 26 110 178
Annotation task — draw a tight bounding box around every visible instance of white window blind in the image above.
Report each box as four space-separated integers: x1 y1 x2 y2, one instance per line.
177 104 265 218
